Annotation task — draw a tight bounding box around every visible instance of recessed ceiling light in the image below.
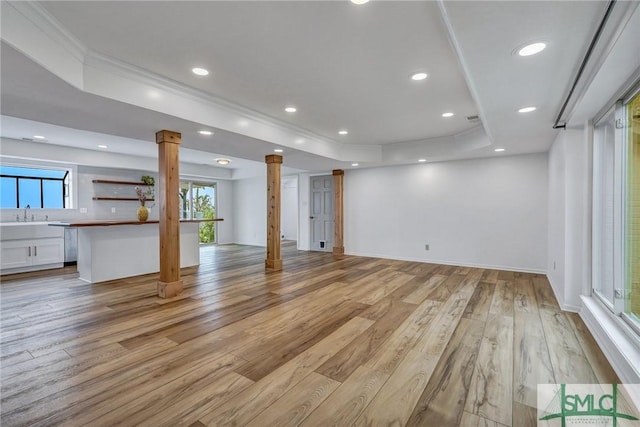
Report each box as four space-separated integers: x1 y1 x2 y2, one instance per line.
442 112 454 118
33 135 46 139
274 149 284 153
215 158 231 165
191 67 209 76
97 144 108 149
494 148 506 152
339 130 349 135
518 106 537 113
285 106 297 113
411 72 428 81
198 130 213 136
351 0 370 4
352 163 359 166
418 159 427 163
518 42 546 57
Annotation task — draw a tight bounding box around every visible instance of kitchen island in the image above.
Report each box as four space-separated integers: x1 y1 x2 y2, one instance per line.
50 219 223 283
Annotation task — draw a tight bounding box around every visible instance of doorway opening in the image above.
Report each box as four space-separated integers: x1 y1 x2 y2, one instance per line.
179 181 217 245
282 176 298 245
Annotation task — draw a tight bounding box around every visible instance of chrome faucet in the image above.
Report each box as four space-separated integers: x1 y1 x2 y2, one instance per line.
23 205 30 221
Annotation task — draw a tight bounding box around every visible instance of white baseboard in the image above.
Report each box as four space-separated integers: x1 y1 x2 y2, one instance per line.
343 250 546 274
545 274 581 313
580 296 640 384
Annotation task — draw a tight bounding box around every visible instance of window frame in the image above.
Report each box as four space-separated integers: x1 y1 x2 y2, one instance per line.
0 170 68 208
592 82 640 336
0 160 76 209
621 84 640 335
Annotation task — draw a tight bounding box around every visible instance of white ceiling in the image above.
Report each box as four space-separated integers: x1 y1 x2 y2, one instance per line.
0 0 632 177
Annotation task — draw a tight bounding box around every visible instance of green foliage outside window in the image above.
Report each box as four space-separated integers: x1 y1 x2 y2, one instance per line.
193 191 216 243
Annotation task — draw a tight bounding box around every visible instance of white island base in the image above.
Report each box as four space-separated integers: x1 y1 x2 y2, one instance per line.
76 222 200 283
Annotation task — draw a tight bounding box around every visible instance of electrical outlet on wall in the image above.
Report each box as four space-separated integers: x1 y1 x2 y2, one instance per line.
111 207 116 213
80 208 87 214
425 244 430 250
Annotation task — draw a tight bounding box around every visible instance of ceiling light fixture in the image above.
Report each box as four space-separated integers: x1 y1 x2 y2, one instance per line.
518 42 547 57
518 106 537 113
418 159 427 163
352 163 359 166
494 148 505 152
442 112 454 118
33 135 46 139
97 144 108 149
351 0 370 4
339 130 349 135
285 106 297 113
274 149 284 153
191 67 209 76
198 130 213 135
411 72 428 81
215 158 231 165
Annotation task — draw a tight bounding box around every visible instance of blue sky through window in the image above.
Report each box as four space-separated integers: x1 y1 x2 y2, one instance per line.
0 166 67 208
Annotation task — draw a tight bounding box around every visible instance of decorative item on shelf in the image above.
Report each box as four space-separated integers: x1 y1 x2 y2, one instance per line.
135 186 149 222
140 176 155 209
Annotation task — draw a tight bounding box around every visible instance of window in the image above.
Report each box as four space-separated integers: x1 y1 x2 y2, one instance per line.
593 106 617 308
625 91 640 326
593 86 640 333
0 166 70 208
179 181 217 244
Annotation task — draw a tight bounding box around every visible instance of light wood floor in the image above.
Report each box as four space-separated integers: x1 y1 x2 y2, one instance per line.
0 244 618 426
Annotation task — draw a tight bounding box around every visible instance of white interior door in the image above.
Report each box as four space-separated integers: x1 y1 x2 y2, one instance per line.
310 175 333 252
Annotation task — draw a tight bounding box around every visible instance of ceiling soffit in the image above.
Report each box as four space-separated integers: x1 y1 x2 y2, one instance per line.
1 0 495 167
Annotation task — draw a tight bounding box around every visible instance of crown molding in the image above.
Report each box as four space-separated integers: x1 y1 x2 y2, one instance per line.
7 1 87 62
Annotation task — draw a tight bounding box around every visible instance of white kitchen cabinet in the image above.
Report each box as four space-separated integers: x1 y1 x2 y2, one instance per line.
31 238 65 266
1 240 32 269
1 238 64 270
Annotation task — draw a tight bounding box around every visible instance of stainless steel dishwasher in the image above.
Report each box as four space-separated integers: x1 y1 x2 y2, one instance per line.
64 227 77 266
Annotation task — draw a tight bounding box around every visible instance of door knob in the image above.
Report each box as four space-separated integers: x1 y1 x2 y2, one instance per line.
309 216 315 219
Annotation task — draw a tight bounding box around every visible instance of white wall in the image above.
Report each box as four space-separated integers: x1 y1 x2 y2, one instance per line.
546 127 592 311
215 179 234 244
344 153 548 272
547 134 567 305
232 176 266 246
297 173 311 250
281 176 298 241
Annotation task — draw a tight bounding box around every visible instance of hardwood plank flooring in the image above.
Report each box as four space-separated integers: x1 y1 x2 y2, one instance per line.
0 244 618 426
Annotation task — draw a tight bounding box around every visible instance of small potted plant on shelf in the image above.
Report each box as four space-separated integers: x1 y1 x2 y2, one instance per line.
140 175 155 207
141 176 155 186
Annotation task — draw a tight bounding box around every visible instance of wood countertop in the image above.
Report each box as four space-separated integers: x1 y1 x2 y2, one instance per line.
48 218 223 228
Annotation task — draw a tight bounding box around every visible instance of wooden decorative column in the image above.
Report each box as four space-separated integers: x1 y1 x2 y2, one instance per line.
156 130 183 298
333 169 345 256
265 154 283 271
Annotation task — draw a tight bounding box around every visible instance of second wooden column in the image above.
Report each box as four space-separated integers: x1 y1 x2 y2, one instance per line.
265 154 283 271
333 169 345 256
